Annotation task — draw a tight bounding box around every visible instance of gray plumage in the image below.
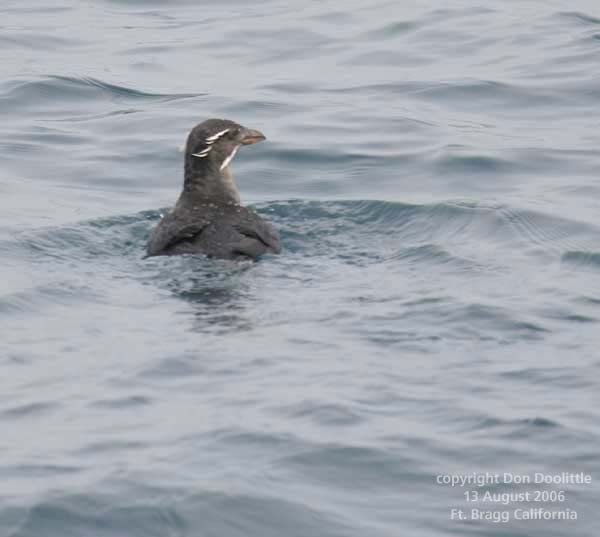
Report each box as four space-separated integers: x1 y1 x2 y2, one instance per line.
146 119 281 260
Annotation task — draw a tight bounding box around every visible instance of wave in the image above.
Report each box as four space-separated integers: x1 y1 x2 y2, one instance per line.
5 199 600 267
0 76 202 117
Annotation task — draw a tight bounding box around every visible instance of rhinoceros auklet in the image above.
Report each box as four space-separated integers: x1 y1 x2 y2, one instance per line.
146 118 281 260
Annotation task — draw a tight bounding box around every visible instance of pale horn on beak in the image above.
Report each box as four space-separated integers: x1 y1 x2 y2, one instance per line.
240 128 266 145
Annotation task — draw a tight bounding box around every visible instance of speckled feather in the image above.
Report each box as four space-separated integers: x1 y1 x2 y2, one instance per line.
147 202 280 259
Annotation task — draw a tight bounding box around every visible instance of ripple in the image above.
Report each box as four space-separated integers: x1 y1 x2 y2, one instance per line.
0 401 59 419
387 244 480 271
8 490 354 537
0 33 84 50
90 395 153 410
559 11 600 26
498 367 593 389
275 401 364 427
362 20 421 40
474 416 561 431
324 80 563 110
12 198 597 276
12 213 154 262
2 464 82 477
75 440 148 456
283 444 424 490
0 76 202 116
434 152 515 175
562 250 600 270
498 207 600 253
0 284 98 316
137 354 208 382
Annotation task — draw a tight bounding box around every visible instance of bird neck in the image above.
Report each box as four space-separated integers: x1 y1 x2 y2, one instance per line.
182 156 241 205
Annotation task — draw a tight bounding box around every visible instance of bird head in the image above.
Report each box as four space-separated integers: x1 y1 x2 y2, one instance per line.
185 118 265 173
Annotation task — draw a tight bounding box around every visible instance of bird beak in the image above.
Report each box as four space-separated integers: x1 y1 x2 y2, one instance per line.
241 128 266 145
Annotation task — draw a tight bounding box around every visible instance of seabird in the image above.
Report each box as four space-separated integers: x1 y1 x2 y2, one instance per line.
146 118 281 260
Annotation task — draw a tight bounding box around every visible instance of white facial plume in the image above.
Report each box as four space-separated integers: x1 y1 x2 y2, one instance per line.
220 145 240 171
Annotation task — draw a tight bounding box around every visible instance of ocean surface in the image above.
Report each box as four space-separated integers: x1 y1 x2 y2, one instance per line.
2 0 600 535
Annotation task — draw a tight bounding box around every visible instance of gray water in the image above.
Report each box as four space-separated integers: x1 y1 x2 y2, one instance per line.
2 1 600 535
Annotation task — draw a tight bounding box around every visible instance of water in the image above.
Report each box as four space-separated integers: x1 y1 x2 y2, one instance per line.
2 0 600 535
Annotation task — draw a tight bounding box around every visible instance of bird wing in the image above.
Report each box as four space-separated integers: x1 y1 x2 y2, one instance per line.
232 208 282 254
146 207 210 256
